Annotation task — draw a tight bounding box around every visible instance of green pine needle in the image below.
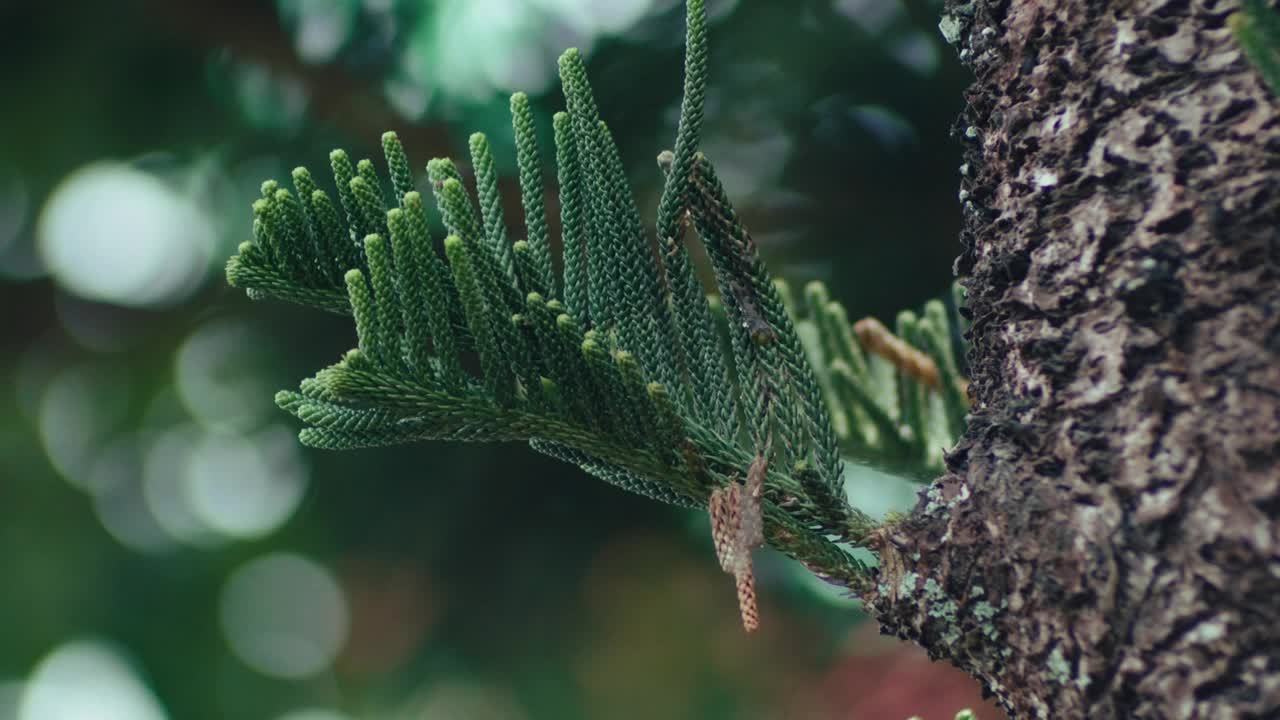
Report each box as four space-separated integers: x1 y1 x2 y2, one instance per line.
381 131 416 202
511 93 557 296
553 111 589 326
361 233 403 371
469 132 516 281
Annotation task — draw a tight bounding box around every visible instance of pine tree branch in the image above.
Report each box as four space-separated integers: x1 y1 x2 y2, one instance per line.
224 0 974 609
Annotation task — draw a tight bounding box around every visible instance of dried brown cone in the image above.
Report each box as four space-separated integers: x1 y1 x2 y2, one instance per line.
709 470 765 632
736 563 759 633
709 483 740 573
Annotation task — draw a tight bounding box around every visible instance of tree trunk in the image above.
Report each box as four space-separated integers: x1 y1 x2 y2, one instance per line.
865 0 1280 717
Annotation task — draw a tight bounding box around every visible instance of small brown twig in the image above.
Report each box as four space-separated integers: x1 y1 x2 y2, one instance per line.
853 316 942 390
853 316 971 401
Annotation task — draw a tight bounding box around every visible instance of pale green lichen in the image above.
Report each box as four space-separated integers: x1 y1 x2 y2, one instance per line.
973 600 997 621
973 600 1000 640
922 577 961 646
924 578 956 617
922 482 972 518
938 14 965 45
969 585 984 598
898 571 920 597
923 577 943 598
1047 646 1072 685
923 485 946 515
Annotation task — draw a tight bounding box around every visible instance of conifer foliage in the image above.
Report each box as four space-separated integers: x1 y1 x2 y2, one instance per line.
225 0 968 594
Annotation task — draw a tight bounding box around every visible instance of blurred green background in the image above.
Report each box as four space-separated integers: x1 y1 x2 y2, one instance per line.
0 1 1000 718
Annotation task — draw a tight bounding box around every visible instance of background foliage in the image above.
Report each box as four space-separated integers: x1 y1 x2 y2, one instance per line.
0 0 1001 718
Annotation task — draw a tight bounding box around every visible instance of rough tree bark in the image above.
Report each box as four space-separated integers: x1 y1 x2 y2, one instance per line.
864 0 1280 717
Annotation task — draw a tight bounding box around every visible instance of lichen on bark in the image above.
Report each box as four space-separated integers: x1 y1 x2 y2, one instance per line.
867 0 1280 717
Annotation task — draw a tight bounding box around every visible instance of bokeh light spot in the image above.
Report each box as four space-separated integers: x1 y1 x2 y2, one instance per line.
174 319 276 433
401 0 708 109
36 163 215 308
184 425 308 539
383 76 431 120
0 680 23 720
90 436 178 554
220 553 349 678
280 0 357 63
410 682 528 720
18 641 168 720
38 365 131 491
530 0 660 36
583 0 655 35
848 104 919 149
143 424 226 548
225 61 310 132
274 710 354 720
888 30 940 75
834 0 905 34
